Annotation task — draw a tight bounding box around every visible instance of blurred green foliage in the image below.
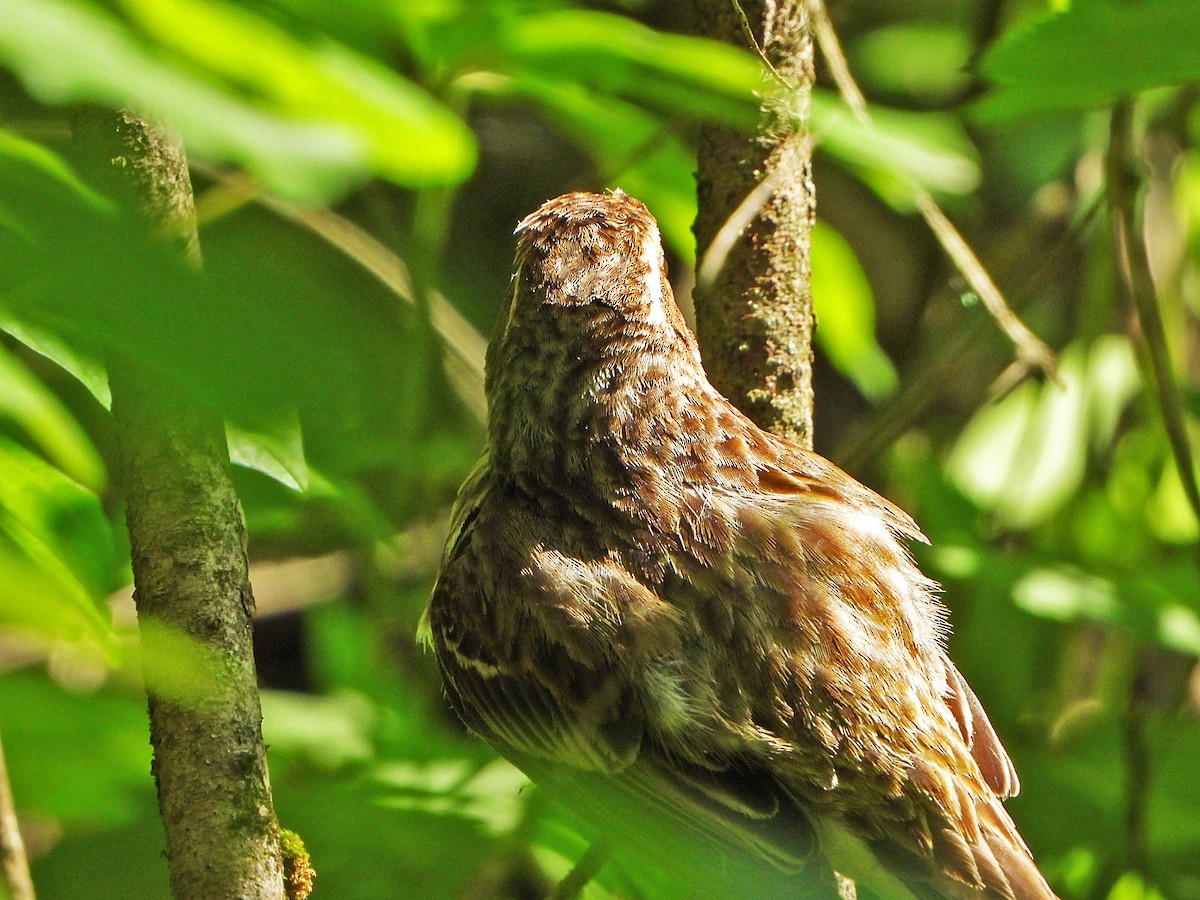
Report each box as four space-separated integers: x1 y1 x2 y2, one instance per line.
0 0 1199 897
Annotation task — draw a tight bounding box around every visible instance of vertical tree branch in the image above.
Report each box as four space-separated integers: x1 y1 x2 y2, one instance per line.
73 109 286 900
1105 99 1200 558
0 722 34 900
690 0 817 449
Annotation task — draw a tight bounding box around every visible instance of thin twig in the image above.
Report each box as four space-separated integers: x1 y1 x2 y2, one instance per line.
837 194 1102 470
1105 98 1200 568
0 721 34 900
697 134 813 288
807 0 1059 385
729 0 792 89
547 840 614 900
915 192 1060 383
807 1 867 120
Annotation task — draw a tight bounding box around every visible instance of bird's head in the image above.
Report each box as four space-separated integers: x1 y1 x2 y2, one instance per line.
496 190 689 346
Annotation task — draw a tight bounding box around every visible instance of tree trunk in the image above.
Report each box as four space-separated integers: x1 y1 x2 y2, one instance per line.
690 0 817 450
73 109 286 900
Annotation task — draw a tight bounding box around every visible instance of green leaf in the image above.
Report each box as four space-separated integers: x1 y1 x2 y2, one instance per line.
811 91 980 207
0 344 105 491
0 129 113 223
1012 566 1122 625
1146 452 1200 544
1 162 475 503
0 437 114 650
119 0 476 184
975 0 1200 123
0 315 111 409
849 24 973 103
261 689 376 769
372 758 526 837
227 415 309 492
0 0 475 200
811 221 897 401
491 9 763 130
0 670 154 826
947 338 1138 529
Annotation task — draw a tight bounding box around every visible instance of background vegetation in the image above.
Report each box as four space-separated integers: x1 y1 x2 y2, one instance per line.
1 0 1199 897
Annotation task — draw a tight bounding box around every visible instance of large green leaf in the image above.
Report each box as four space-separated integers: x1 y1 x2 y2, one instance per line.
947 337 1139 529
811 221 897 402
811 91 980 206
0 343 106 491
483 8 763 130
0 438 114 649
1 135 478 509
975 0 1200 122
849 24 972 103
0 0 475 200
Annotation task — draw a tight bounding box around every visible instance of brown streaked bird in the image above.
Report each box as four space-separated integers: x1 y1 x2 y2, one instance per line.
426 191 1056 899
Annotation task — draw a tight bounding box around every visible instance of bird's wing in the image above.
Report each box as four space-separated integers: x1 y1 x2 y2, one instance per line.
739 457 1054 898
944 660 1022 799
509 746 822 885
757 449 1023 796
427 472 820 880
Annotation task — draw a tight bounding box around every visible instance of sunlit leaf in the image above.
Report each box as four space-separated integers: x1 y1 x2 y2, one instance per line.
1012 566 1121 625
0 343 106 491
975 0 1200 122
0 0 475 200
119 0 476 184
811 91 980 206
262 689 376 769
849 24 972 103
489 9 762 130
1106 871 1167 900
373 758 526 836
1146 453 1200 544
0 438 114 649
811 220 897 401
948 339 1138 529
227 416 309 492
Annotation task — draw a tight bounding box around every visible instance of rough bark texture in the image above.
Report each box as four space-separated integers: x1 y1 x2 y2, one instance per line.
690 0 817 449
73 110 285 900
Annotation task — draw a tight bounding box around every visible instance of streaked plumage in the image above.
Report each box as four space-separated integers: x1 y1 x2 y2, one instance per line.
426 192 1055 898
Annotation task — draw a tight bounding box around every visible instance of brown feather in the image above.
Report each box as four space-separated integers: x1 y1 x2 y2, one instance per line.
427 192 1057 899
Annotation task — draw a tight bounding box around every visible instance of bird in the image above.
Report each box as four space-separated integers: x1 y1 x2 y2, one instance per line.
425 191 1056 899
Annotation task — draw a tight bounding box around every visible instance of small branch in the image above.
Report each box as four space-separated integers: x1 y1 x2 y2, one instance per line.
1105 98 1200 564
807 0 1059 385
0 722 34 900
728 0 791 89
696 133 813 289
547 840 614 900
914 192 1060 384
807 1 867 117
